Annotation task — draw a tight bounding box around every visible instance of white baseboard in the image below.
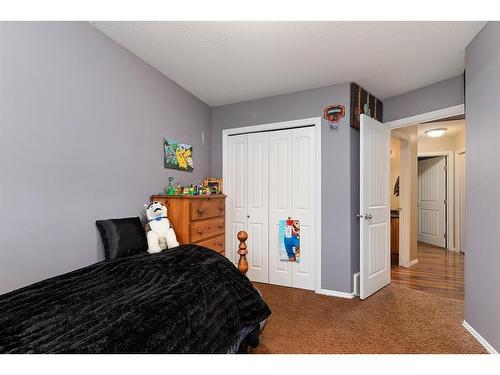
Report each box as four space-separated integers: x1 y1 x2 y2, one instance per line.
400 258 419 268
317 289 355 299
463 321 498 354
353 273 360 296
408 258 419 267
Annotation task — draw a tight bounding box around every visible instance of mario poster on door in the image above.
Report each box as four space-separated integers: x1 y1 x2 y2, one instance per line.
279 219 300 262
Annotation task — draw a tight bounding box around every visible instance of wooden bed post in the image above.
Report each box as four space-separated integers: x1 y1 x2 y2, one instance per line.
237 231 248 275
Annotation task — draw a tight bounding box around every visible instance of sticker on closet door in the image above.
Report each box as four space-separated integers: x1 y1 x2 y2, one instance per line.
279 219 300 262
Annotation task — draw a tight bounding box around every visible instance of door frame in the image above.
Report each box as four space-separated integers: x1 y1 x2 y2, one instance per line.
417 151 455 250
385 104 465 266
222 117 322 292
455 147 466 252
390 133 412 267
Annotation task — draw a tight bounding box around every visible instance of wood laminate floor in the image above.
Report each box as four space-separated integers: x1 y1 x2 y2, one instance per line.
391 242 464 300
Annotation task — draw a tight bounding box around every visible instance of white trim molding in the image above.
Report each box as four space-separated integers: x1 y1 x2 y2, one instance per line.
395 135 411 268
385 104 465 129
353 272 360 296
408 258 419 267
317 289 355 299
463 321 499 354
454 148 466 253
222 116 322 293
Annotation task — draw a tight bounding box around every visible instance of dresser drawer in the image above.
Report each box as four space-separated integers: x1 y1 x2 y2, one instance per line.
196 234 225 255
190 199 225 221
190 217 225 242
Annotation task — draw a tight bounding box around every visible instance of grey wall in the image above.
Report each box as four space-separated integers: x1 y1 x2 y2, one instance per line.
210 84 358 293
384 75 464 122
0 22 211 294
464 21 500 352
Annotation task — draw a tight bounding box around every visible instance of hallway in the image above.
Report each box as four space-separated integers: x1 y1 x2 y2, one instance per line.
391 243 464 300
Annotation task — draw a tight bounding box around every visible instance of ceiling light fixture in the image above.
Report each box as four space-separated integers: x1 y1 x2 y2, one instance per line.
425 128 447 138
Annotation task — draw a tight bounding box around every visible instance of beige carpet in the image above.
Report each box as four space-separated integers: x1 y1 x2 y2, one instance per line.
252 283 486 354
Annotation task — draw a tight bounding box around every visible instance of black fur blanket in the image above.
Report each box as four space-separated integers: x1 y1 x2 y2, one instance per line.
0 245 271 353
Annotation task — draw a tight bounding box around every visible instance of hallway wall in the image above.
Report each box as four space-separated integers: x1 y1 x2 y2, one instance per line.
464 21 500 353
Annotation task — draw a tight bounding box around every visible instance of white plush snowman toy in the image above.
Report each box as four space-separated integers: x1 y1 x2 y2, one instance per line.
144 201 179 253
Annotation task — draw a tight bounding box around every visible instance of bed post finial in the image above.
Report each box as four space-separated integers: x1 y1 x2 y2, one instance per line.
237 231 248 275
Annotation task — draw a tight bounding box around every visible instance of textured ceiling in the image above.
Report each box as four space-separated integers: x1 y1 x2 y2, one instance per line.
92 21 485 106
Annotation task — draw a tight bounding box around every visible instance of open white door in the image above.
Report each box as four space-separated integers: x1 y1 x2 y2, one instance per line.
417 156 447 248
360 114 391 300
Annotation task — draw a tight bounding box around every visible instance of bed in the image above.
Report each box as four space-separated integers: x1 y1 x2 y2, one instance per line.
0 231 270 353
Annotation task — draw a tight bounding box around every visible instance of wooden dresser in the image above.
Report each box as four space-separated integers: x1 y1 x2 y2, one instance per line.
150 195 226 255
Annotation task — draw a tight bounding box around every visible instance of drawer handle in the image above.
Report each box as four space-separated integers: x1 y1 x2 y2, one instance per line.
197 230 203 234
197 208 203 214
218 224 224 229
218 206 224 211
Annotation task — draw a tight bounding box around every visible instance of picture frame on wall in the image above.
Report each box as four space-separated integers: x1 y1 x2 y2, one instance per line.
350 83 384 129
163 138 194 172
203 178 223 194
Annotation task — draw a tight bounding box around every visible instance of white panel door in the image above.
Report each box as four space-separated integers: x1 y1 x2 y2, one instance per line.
360 114 391 300
246 132 269 282
269 129 293 287
291 127 316 290
418 156 446 248
227 134 247 264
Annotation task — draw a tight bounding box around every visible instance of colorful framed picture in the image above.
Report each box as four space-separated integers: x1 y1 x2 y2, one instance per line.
203 178 223 194
163 138 193 172
350 83 383 129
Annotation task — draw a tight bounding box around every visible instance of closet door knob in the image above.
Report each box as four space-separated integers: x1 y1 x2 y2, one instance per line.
247 215 250 218
197 208 203 213
197 230 203 234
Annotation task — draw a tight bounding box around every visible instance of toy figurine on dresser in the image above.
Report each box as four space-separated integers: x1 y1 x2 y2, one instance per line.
144 201 179 253
166 177 176 195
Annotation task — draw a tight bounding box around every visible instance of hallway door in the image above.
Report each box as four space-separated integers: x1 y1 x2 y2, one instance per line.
418 156 447 248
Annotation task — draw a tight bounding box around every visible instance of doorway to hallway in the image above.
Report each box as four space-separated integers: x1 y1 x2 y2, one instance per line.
391 242 464 300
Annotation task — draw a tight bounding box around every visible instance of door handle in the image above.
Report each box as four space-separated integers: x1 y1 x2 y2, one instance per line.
364 214 373 220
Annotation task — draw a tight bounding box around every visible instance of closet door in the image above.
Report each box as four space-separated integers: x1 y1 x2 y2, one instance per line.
291 127 316 290
227 134 247 264
268 129 293 287
246 132 269 282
